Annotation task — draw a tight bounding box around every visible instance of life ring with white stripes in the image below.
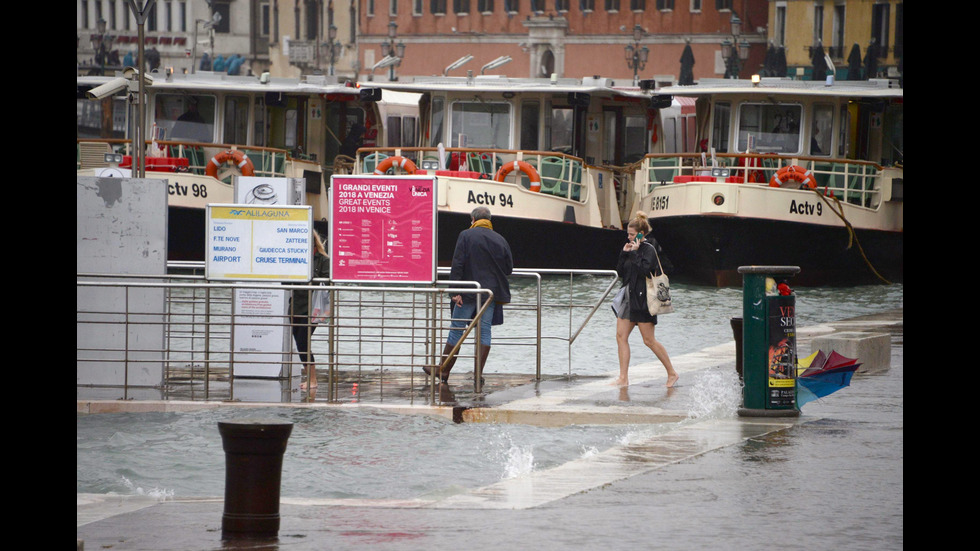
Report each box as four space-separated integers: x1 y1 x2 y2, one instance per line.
205 150 255 178
493 160 542 192
373 155 418 175
769 165 817 189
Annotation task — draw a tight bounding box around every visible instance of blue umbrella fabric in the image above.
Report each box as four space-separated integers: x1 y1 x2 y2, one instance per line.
797 350 861 407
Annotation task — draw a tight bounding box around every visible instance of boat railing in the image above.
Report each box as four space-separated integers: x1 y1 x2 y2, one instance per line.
637 153 885 209
77 267 620 404
353 146 590 204
76 138 296 180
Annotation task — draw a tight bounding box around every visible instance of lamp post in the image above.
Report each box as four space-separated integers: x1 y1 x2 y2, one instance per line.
624 25 649 86
721 12 751 79
326 24 343 76
380 21 406 81
91 18 115 75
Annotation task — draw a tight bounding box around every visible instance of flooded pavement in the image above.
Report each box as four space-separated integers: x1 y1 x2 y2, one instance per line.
78 310 901 550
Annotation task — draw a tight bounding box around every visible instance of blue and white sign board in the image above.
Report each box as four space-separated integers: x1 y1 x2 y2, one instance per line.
206 204 314 282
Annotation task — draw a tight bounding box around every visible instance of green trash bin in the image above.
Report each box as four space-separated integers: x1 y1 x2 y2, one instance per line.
737 266 801 417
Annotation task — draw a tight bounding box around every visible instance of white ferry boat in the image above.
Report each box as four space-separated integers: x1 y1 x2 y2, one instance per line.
76 71 417 262
629 77 903 286
344 74 679 270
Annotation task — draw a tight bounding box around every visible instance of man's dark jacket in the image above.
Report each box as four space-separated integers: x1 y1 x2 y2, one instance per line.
450 226 513 304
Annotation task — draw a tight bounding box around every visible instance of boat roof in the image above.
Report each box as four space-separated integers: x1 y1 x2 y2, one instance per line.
372 75 651 100
77 71 361 97
659 78 903 100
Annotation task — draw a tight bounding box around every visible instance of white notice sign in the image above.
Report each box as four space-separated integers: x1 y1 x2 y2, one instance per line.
206 204 313 281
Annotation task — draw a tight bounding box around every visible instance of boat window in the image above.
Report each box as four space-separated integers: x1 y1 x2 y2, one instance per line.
549 106 574 154
253 97 266 146
881 102 902 166
450 101 511 148
736 103 802 154
521 101 540 150
711 101 731 152
810 103 833 156
157 93 215 143
224 95 249 146
77 96 127 139
602 110 617 163
387 116 403 147
839 102 851 157
402 116 418 148
430 96 445 147
624 115 647 161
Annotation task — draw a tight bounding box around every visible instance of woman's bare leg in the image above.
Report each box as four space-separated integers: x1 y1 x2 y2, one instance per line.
637 322 679 387
614 318 636 386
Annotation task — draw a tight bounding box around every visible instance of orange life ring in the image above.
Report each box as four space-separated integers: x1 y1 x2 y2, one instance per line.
205 150 255 178
493 161 542 192
769 165 817 189
373 155 418 175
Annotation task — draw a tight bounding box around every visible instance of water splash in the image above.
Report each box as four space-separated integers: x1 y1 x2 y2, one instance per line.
686 367 743 419
501 443 535 479
119 476 175 500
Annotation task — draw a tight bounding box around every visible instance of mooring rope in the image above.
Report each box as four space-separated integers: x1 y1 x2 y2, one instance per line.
811 188 892 285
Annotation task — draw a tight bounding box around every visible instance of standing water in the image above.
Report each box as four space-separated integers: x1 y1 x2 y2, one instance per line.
78 281 902 549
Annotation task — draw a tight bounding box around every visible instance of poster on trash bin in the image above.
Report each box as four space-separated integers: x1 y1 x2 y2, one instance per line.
767 295 797 408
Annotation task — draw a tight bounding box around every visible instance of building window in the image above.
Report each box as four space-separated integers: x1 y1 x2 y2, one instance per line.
259 1 271 37
432 0 447 15
605 0 619 12
832 4 845 57
657 0 674 10
390 0 398 16
213 1 230 33
581 0 594 12
631 0 646 12
367 0 374 17
774 2 786 47
478 0 494 12
715 0 731 11
414 0 423 15
455 0 470 14
871 2 890 54
179 1 187 32
531 0 544 13
556 0 569 12
813 4 824 48
690 0 701 13
505 0 520 13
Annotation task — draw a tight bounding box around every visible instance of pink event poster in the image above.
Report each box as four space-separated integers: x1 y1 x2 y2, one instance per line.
330 175 437 283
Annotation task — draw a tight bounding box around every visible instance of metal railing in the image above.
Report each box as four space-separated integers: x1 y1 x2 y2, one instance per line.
77 267 620 404
637 153 885 208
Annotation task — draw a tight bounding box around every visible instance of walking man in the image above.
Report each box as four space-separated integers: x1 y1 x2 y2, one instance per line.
426 206 513 383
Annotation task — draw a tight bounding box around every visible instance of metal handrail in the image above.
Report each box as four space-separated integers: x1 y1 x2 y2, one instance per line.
77 267 620 403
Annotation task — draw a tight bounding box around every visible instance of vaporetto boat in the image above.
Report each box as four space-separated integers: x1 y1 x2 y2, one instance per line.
629 77 903 286
76 70 418 262
343 74 683 270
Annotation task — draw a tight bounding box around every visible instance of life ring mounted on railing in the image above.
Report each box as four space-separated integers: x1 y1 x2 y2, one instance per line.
205 150 255 179
769 165 817 189
493 161 542 192
373 155 418 175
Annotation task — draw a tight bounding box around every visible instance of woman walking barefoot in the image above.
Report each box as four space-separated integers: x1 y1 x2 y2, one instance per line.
613 212 679 388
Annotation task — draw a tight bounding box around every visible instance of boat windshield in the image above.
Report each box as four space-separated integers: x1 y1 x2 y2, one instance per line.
737 103 803 154
450 101 511 148
157 93 216 143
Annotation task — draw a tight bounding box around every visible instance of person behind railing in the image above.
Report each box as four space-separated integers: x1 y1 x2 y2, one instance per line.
425 206 513 383
290 231 330 391
613 211 678 388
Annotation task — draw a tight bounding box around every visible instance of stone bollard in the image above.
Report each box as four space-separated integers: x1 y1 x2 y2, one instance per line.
218 419 293 541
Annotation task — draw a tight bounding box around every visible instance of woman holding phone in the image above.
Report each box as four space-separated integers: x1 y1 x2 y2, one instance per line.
613 212 678 388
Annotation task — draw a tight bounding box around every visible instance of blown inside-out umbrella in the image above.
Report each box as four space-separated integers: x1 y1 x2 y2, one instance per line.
796 350 861 407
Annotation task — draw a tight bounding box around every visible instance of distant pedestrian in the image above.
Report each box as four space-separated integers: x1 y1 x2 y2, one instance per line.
290 231 330 391
613 212 678 388
426 207 513 383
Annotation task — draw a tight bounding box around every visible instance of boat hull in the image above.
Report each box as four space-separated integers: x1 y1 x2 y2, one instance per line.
648 214 903 287
170 206 627 271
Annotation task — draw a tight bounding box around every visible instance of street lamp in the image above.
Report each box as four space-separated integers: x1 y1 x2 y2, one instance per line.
91 18 115 75
624 25 649 86
326 24 343 76
379 21 406 81
721 12 751 79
